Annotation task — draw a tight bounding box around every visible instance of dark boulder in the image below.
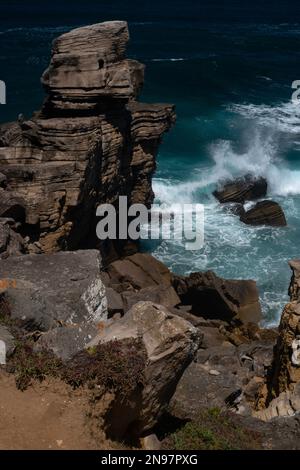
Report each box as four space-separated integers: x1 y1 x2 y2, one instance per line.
240 201 287 227
173 271 262 324
213 175 267 204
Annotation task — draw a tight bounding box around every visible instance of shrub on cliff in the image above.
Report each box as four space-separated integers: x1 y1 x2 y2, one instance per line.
162 408 261 450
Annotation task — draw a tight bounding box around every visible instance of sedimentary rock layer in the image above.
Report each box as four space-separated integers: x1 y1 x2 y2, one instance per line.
0 21 175 256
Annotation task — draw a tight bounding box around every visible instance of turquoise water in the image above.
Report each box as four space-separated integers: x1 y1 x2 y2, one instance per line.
1 2 300 325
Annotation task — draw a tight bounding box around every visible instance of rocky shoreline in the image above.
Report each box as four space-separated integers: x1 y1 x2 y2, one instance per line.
0 21 300 450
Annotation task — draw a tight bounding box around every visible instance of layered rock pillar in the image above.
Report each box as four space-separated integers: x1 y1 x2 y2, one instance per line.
0 21 175 257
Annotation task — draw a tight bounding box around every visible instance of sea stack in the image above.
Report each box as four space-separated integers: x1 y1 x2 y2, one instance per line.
0 21 176 256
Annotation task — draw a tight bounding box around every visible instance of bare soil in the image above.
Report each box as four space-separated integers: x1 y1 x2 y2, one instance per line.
0 369 114 450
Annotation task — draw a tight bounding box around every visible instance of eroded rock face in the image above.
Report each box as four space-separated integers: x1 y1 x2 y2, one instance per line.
240 201 287 227
0 22 175 256
86 301 201 437
270 302 300 396
173 271 262 324
268 260 300 400
213 175 267 204
289 260 300 302
0 250 107 331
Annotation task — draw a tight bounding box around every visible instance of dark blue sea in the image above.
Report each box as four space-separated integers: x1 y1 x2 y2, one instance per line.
1 1 300 325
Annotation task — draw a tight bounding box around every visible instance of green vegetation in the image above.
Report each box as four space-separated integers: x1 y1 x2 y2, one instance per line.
163 408 261 450
1 293 146 398
63 338 146 401
7 342 63 391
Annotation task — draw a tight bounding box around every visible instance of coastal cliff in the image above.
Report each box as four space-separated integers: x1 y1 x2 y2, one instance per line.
0 21 175 257
1 21 300 450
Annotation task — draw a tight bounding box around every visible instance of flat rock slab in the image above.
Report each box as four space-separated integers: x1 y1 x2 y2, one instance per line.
35 323 100 361
0 250 107 331
107 253 172 289
122 285 180 312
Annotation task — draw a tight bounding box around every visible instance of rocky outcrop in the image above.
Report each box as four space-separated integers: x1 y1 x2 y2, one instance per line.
254 382 300 421
86 301 201 437
169 324 277 420
213 176 287 228
259 260 300 417
269 301 300 396
0 22 175 257
102 254 262 324
173 271 262 324
288 259 300 301
41 22 143 111
213 175 267 204
240 201 287 227
0 250 107 331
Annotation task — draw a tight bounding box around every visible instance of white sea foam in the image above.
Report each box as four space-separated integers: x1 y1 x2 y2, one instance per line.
151 99 300 325
229 101 300 135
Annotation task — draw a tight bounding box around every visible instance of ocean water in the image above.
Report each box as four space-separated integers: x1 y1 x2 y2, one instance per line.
1 1 300 325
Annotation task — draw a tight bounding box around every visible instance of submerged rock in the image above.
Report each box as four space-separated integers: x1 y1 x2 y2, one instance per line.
213 175 267 204
240 200 287 227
